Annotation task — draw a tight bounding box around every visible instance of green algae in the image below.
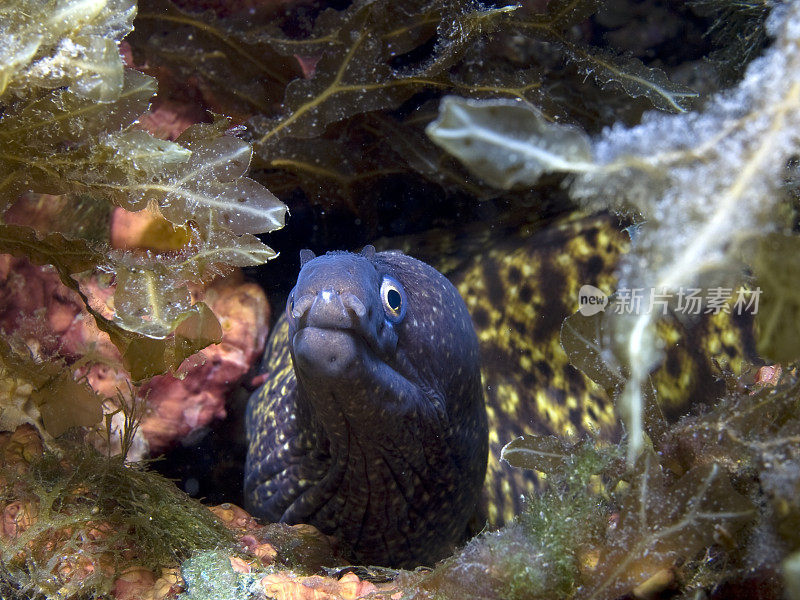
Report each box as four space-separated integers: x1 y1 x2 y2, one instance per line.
128 0 702 217
0 0 286 392
0 442 235 598
179 550 262 600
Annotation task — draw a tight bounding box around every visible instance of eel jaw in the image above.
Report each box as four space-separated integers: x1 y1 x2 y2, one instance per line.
289 287 399 379
292 326 364 380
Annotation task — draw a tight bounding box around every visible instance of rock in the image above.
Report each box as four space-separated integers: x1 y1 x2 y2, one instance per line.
260 572 379 600
138 276 270 453
113 567 157 600
0 253 269 456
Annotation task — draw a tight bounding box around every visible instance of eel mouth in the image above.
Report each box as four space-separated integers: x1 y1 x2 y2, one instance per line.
288 286 398 379
292 326 368 380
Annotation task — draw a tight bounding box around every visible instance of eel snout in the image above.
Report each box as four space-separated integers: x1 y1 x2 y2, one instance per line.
290 288 366 329
289 287 393 379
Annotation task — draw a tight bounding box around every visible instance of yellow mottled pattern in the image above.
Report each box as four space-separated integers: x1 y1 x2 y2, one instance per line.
448 214 627 523
650 298 755 420
440 214 754 524
255 315 294 416
257 213 757 527
246 315 299 511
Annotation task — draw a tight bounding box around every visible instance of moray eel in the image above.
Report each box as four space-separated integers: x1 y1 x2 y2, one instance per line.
245 213 754 566
245 246 488 568
409 213 753 525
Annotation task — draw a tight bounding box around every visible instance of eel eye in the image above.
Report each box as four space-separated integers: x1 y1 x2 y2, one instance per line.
380 276 407 323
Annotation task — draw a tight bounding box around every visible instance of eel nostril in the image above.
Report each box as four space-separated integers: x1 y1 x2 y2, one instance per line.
341 292 366 318
291 294 314 319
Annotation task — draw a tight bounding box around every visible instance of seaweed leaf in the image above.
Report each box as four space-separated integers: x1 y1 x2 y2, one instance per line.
501 435 579 474
501 434 618 487
258 108 499 211
748 233 800 362
427 95 594 189
245 0 665 159
0 223 98 275
0 0 136 100
92 119 287 234
428 0 800 461
579 453 754 600
0 0 286 381
514 0 697 113
117 301 223 381
249 0 518 150
668 374 800 552
0 69 157 201
558 42 699 113
33 370 104 437
786 551 800 600
0 338 104 440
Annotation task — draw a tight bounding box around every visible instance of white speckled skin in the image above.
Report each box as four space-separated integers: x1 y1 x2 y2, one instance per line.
245 249 487 568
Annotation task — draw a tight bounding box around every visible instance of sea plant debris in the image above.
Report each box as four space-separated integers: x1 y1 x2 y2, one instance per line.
396 420 757 600
127 0 699 223
0 0 286 385
0 425 235 599
577 454 753 600
427 0 800 462
0 335 104 446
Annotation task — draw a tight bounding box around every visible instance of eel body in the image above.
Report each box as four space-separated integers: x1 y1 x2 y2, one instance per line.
245 246 487 567
245 213 754 566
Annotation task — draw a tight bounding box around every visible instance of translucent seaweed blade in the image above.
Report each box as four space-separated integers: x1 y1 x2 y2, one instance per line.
151 175 287 237
579 455 754 600
0 68 156 147
181 231 278 270
0 0 135 99
0 35 41 97
103 130 192 175
115 265 195 337
0 224 99 275
426 96 595 188
561 42 699 113
500 434 576 473
247 0 521 152
75 0 137 39
50 0 110 32
34 371 104 437
427 1 800 464
105 121 290 236
24 36 125 102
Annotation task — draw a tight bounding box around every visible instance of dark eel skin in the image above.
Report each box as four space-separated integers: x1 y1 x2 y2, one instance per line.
244 245 488 568
245 214 756 568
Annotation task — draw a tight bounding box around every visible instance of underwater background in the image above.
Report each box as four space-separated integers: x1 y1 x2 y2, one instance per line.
1 0 800 597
